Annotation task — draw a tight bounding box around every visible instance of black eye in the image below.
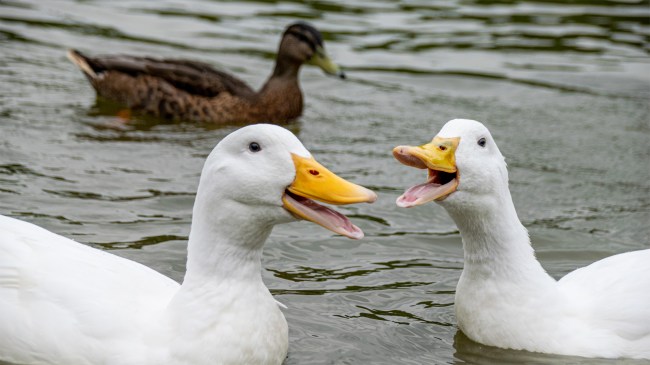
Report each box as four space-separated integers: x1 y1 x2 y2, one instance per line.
477 138 486 147
249 142 261 152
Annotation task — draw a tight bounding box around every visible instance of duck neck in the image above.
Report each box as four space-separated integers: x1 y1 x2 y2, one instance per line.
182 198 272 287
156 196 279 346
255 59 303 121
270 56 301 79
444 190 554 285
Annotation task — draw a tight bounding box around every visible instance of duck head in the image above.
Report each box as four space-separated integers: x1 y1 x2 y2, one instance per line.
392 119 508 209
276 22 345 79
197 124 376 239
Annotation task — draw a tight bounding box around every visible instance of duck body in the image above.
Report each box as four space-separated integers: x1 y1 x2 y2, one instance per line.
0 214 288 365
394 119 650 359
0 214 176 365
0 124 376 364
67 22 344 124
0 215 287 365
450 203 650 359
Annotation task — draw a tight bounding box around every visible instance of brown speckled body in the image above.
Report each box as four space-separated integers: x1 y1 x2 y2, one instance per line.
91 70 302 124
68 22 336 124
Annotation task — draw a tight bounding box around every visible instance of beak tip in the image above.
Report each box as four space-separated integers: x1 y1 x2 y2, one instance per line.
396 195 414 208
392 146 408 157
358 186 377 204
348 229 364 240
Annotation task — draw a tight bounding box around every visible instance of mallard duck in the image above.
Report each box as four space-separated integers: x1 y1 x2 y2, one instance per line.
392 119 650 359
0 124 376 365
67 22 344 124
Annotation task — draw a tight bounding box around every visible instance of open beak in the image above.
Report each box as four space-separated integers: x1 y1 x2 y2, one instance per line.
282 154 376 239
392 137 460 208
308 46 346 79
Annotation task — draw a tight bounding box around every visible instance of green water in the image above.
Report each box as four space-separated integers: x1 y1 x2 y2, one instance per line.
1 0 649 364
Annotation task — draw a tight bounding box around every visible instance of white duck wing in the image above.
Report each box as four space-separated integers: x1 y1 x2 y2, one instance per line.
558 249 650 342
0 215 179 364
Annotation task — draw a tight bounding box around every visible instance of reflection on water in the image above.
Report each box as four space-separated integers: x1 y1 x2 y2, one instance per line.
1 0 649 364
453 331 647 365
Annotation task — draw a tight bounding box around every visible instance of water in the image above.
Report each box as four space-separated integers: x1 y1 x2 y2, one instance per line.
1 0 649 363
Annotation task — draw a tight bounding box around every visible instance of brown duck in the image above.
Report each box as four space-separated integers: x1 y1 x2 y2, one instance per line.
67 22 345 124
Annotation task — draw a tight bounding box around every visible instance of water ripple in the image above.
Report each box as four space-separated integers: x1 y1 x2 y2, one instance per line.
272 281 432 296
43 189 194 202
96 234 188 250
0 163 76 183
338 305 454 326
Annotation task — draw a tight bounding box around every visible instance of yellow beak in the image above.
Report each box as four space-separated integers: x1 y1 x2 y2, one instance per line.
393 137 460 173
308 46 346 79
282 154 376 239
392 136 460 207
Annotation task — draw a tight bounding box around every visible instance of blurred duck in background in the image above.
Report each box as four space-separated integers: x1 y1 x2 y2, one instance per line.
67 22 344 124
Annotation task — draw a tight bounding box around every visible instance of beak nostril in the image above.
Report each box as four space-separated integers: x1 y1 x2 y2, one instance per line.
309 169 320 176
439 145 447 151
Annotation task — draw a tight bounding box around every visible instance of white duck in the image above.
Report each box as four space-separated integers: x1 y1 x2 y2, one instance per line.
0 124 376 365
392 119 650 359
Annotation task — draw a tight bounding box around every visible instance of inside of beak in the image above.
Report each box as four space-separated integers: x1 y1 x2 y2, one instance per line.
282 154 376 239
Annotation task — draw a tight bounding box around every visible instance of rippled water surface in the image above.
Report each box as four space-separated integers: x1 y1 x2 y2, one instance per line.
1 0 649 364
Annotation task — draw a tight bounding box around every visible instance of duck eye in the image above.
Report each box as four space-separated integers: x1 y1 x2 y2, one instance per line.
477 138 486 147
249 142 261 152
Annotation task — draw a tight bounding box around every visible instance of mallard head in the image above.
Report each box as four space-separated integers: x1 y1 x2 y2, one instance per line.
277 22 345 79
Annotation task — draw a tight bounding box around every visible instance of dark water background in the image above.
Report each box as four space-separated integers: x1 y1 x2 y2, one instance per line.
1 0 649 363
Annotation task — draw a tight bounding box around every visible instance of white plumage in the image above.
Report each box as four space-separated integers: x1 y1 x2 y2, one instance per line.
0 124 375 365
394 119 650 359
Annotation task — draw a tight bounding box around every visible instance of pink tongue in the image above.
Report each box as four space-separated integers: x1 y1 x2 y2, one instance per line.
396 181 444 208
286 194 364 239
